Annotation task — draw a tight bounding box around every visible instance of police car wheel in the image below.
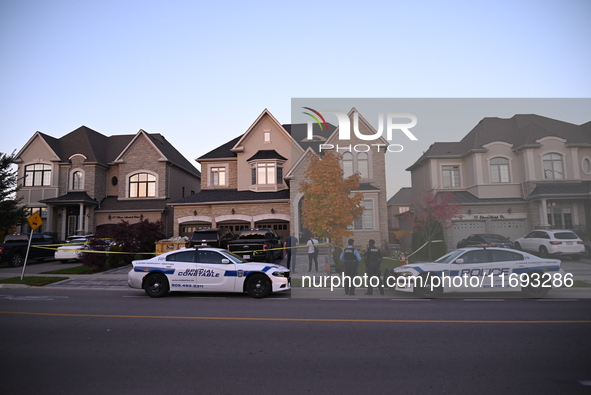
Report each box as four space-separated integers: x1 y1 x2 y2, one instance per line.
245 274 271 298
144 273 169 298
414 273 443 298
521 273 549 298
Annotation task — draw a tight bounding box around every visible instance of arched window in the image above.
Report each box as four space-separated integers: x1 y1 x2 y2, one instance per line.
342 152 354 178
357 152 369 178
72 171 83 190
129 173 156 197
543 153 564 179
490 157 509 183
24 164 51 186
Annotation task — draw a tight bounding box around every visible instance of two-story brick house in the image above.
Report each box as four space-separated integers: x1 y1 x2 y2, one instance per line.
407 114 591 249
170 108 390 247
14 126 201 239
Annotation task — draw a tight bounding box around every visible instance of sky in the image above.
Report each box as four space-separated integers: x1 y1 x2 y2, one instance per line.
1 0 590 197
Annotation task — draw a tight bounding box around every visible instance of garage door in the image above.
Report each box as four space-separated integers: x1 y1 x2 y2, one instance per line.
451 221 486 247
491 220 526 242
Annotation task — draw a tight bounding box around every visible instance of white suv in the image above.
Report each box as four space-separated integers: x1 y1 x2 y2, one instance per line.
514 229 585 260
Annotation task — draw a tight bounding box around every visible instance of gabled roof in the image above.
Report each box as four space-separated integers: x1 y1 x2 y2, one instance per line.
17 126 200 177
387 187 412 206
407 114 591 170
198 135 241 160
283 123 336 152
231 109 304 156
326 107 389 146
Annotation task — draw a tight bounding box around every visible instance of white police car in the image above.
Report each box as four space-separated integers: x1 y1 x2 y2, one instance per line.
128 247 290 298
389 247 568 298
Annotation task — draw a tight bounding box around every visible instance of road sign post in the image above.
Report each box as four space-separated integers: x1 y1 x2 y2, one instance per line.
20 213 44 281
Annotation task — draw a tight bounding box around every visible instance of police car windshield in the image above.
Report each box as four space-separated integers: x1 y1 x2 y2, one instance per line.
220 251 246 264
434 250 465 263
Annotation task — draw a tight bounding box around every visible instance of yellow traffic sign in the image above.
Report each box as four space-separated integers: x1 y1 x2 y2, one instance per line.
27 212 43 230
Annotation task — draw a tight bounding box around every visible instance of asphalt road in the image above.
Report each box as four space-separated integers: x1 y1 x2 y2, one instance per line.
1 287 590 394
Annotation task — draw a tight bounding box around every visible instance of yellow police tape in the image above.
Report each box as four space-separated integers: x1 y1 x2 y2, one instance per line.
30 240 444 260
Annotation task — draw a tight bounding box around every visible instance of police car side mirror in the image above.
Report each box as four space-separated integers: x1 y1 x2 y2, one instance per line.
221 259 230 264
454 258 464 264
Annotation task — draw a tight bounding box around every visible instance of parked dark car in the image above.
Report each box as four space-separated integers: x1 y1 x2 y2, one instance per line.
189 228 235 249
227 228 283 262
456 234 514 249
0 233 62 267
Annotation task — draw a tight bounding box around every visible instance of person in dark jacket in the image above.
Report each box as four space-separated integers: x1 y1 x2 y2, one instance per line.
364 239 384 295
340 239 361 295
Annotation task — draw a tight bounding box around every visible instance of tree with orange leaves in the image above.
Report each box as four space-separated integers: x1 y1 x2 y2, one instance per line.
405 191 463 260
299 151 364 242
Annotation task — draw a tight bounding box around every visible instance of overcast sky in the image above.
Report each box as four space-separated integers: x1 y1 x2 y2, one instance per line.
1 0 590 197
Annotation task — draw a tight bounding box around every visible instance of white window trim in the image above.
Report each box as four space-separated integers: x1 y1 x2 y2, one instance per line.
248 160 285 192
23 162 52 187
69 169 85 191
541 152 566 180
207 163 229 188
124 170 159 199
341 151 373 180
352 198 376 231
488 156 511 184
441 164 462 188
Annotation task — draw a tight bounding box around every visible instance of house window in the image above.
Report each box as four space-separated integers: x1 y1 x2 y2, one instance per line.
582 158 591 175
342 152 354 178
353 200 374 230
250 161 284 189
263 131 271 143
357 152 369 178
129 173 156 197
254 163 276 185
543 153 564 179
490 157 510 183
547 204 572 229
210 167 226 186
24 164 51 186
276 165 283 184
72 171 83 190
442 165 461 187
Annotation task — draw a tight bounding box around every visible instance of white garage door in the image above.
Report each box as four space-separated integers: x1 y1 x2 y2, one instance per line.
491 220 526 242
451 221 486 247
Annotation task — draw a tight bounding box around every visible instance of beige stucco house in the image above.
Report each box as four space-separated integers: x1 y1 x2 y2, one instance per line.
14 126 201 239
407 114 591 250
170 108 390 248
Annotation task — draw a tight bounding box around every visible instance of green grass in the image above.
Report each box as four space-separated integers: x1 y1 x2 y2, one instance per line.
572 280 591 288
0 276 69 286
41 265 95 275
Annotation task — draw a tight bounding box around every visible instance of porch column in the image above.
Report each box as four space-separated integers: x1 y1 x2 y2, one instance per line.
78 203 85 235
540 199 549 228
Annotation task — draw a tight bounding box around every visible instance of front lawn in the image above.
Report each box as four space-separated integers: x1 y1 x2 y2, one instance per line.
0 276 69 286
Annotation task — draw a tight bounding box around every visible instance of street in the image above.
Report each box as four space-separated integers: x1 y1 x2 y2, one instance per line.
1 285 590 394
